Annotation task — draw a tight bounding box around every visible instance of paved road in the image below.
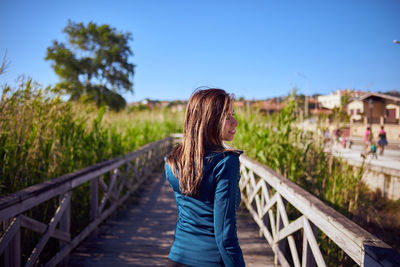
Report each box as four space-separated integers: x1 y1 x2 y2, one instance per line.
348 137 400 150
330 144 400 171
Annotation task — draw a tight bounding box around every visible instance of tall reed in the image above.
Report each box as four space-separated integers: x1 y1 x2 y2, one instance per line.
232 98 364 211
231 96 370 266
0 79 183 195
0 79 183 263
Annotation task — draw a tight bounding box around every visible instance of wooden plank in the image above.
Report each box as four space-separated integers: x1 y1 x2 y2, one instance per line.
277 194 300 267
0 182 71 222
0 216 21 266
248 179 263 205
117 167 129 196
0 216 20 256
249 171 257 191
277 215 304 242
261 192 278 219
302 218 317 267
5 217 21 267
255 195 262 219
20 215 70 242
302 227 308 267
303 218 326 267
59 192 71 267
98 171 119 215
25 191 71 267
275 248 291 267
90 177 99 222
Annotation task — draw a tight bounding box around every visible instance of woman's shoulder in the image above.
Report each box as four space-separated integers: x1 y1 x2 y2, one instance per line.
205 149 242 161
205 150 242 171
164 161 180 192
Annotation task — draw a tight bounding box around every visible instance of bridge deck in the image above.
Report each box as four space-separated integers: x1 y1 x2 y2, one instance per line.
69 170 277 266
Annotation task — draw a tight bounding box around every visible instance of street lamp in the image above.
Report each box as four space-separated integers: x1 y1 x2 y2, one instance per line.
369 98 373 125
296 72 309 117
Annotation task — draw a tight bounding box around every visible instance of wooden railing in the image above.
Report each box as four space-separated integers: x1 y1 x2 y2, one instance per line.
239 154 399 267
0 137 173 267
2 134 398 267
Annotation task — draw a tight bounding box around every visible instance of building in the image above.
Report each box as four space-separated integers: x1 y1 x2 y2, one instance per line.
317 90 344 109
349 92 400 141
348 92 400 124
251 99 284 114
317 89 367 110
347 99 364 121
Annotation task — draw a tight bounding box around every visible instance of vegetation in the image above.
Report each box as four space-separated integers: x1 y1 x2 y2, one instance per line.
46 20 135 111
0 78 184 263
231 94 400 265
0 76 398 264
0 78 182 195
232 95 364 215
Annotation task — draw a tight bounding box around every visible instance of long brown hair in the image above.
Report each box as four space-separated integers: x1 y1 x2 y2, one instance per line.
166 88 233 196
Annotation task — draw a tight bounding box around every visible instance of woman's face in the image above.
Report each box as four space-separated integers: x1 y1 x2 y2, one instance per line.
222 103 238 141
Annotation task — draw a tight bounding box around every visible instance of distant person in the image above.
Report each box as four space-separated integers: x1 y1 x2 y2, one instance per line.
323 128 331 149
340 134 347 148
324 128 330 143
377 126 388 155
348 140 353 149
335 128 341 143
165 88 245 267
367 140 378 159
364 127 372 154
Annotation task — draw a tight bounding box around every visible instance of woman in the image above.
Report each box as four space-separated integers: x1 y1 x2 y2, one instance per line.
363 127 372 155
377 126 388 155
165 88 245 267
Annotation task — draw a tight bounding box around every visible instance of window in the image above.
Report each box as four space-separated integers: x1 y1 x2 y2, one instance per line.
386 109 396 119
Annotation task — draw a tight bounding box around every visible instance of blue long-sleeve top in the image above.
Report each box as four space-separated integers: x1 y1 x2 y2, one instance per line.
165 151 245 267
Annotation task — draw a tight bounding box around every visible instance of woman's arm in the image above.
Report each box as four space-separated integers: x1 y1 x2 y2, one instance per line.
213 154 245 267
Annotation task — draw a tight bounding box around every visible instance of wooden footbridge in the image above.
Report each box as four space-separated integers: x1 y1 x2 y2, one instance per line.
1 136 399 266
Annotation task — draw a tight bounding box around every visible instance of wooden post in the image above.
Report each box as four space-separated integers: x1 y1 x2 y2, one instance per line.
302 220 318 267
3 217 21 267
274 202 281 266
262 184 272 238
90 177 99 222
110 170 118 220
59 193 71 266
276 197 290 266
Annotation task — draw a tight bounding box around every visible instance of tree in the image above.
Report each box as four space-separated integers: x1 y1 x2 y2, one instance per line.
46 20 135 111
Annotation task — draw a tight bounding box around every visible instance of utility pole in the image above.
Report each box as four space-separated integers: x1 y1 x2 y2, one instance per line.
296 72 309 117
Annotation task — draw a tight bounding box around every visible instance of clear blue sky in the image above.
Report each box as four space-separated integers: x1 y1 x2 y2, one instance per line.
1 0 399 102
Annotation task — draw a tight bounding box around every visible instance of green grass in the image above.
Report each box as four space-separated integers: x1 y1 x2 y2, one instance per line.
0 79 183 195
